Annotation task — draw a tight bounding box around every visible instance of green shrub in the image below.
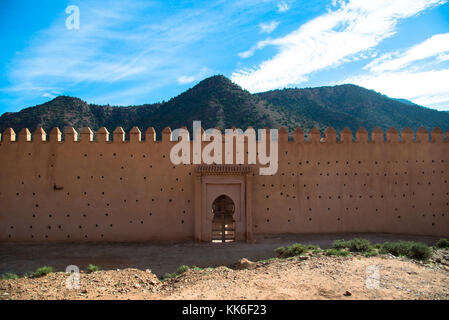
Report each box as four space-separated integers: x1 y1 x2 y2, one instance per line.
274 246 286 256
363 250 379 257
333 238 373 253
332 239 349 250
436 238 449 249
288 243 307 256
306 244 320 250
257 257 278 264
380 241 413 256
396 241 415 256
176 265 190 275
325 248 350 257
87 264 100 273
30 266 53 278
190 265 203 271
347 238 372 253
162 272 176 280
1 272 19 280
380 241 432 261
276 243 307 258
409 243 432 261
306 245 321 254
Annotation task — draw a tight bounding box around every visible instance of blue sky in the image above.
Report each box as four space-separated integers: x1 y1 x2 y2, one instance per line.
1 0 449 114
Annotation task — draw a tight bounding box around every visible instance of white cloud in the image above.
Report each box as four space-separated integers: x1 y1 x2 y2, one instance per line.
177 67 211 85
343 33 449 110
42 91 61 99
3 0 223 106
238 39 273 58
177 76 196 84
232 0 446 93
277 2 289 13
8 1 154 85
437 53 449 62
238 50 254 59
259 21 280 34
366 33 449 72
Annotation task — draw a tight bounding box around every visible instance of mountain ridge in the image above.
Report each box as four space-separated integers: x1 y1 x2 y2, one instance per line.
1 75 448 136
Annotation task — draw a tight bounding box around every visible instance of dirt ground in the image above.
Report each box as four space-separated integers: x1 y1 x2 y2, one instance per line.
1 252 448 300
0 233 442 276
1 234 448 300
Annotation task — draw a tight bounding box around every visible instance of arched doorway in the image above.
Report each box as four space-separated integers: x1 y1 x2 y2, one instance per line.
211 195 236 243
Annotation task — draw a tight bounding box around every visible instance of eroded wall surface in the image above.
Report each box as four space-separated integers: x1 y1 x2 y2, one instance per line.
0 126 448 242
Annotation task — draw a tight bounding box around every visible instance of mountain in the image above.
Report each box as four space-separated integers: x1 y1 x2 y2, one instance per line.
257 84 449 133
392 98 418 106
1 75 448 137
129 75 293 133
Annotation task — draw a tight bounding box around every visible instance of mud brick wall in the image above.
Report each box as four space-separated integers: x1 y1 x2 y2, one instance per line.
0 125 448 242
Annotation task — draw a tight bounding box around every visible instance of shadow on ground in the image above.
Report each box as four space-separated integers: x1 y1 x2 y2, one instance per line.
0 233 442 277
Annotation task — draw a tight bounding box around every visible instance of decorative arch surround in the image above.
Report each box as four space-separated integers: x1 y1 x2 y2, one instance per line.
195 164 253 242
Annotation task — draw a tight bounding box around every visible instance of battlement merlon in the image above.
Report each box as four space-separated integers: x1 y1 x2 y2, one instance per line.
0 126 448 144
